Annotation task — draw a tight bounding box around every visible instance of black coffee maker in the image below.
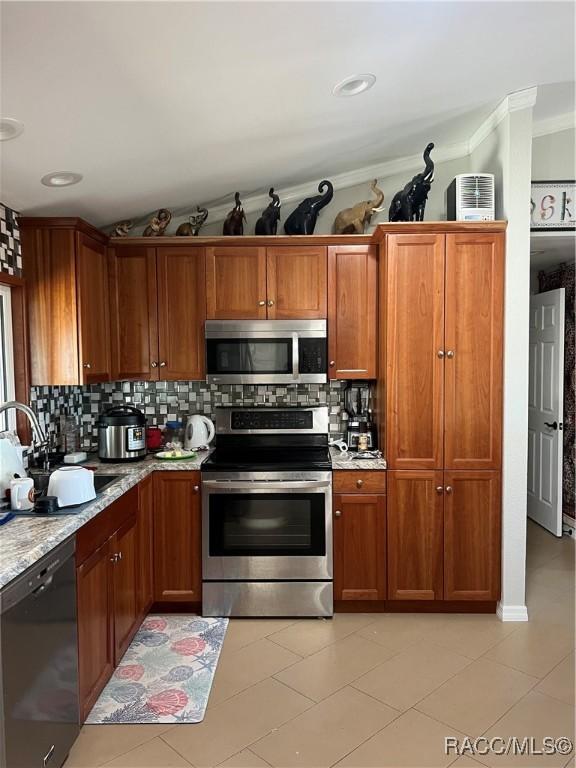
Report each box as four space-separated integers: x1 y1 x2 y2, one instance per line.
344 384 377 450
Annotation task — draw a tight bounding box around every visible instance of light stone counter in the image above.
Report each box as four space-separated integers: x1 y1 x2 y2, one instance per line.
329 447 387 470
0 450 211 591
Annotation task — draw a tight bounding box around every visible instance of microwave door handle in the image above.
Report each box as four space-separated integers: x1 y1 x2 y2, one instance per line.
202 480 332 490
292 332 299 380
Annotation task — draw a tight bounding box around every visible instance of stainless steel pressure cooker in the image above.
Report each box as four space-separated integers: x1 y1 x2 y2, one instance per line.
97 405 147 462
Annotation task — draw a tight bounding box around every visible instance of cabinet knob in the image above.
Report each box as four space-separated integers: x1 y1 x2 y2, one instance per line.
329 361 336 367
356 479 364 488
193 485 199 493
159 361 167 368
267 299 275 307
334 510 342 517
83 362 91 369
436 486 444 494
445 486 453 494
151 361 158 368
110 553 118 563
118 551 123 561
446 350 455 359
258 300 266 306
437 350 445 359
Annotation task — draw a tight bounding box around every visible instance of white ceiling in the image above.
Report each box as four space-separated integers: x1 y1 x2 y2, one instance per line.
1 1 574 227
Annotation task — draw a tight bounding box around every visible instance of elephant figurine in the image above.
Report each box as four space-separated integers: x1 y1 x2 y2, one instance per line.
176 206 209 236
255 188 281 235
388 143 435 222
284 180 334 235
333 180 385 235
110 219 133 237
223 193 246 236
143 208 172 236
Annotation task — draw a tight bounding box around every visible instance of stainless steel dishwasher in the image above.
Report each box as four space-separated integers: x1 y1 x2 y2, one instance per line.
0 538 80 768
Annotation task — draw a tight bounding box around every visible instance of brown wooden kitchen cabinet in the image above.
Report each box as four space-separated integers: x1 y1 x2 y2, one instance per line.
20 218 112 385
75 486 141 722
153 471 202 604
137 474 154 619
385 232 503 471
109 245 206 380
328 244 377 379
206 245 327 320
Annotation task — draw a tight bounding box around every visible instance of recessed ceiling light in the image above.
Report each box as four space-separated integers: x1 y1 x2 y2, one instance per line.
41 171 83 187
0 118 24 141
333 74 376 97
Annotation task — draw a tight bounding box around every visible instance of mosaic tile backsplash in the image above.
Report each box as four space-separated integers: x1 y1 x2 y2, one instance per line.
30 381 349 452
0 202 22 277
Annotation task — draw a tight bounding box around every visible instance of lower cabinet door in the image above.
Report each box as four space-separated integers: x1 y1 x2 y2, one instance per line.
444 470 501 601
153 472 202 603
111 514 139 661
137 475 154 618
387 471 444 600
77 539 114 722
333 494 386 601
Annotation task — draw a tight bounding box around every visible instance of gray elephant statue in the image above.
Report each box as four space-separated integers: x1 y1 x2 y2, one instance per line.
284 180 334 235
388 143 435 222
176 206 209 236
110 219 133 237
333 180 385 235
255 188 281 235
223 193 246 236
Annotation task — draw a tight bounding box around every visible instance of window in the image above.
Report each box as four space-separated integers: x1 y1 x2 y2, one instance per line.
0 284 16 432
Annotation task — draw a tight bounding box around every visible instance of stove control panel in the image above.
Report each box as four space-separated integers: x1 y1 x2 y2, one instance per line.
231 410 313 431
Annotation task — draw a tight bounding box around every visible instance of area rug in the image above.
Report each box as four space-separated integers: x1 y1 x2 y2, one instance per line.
85 615 228 724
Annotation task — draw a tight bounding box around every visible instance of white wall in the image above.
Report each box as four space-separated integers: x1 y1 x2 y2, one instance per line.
531 128 575 179
470 89 536 622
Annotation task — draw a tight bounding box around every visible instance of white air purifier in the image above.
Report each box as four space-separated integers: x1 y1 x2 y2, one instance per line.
447 174 495 221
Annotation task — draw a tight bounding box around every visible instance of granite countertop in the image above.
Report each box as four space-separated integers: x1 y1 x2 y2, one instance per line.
1 446 386 592
329 447 387 470
0 450 211 591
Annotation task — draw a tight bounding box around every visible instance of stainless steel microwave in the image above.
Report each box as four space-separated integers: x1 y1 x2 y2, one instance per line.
205 320 327 384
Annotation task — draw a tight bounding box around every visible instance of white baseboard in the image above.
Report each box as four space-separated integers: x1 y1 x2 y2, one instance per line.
562 514 576 540
497 602 529 622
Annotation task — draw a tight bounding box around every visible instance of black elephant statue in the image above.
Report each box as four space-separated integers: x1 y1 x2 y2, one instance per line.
223 193 246 236
388 143 435 222
284 180 334 235
255 188 281 235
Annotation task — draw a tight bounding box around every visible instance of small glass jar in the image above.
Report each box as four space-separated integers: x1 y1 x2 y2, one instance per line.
163 420 184 449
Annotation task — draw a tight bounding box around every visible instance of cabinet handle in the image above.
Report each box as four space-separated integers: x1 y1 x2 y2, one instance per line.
118 551 123 561
329 360 336 368
83 362 91 369
334 510 342 517
356 479 364 488
159 361 167 368
151 361 158 368
436 486 444 494
445 486 453 494
258 300 266 306
446 350 455 359
437 350 445 359
267 300 275 307
193 485 199 493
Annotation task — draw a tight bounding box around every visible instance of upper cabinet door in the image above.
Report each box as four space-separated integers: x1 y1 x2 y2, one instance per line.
386 234 445 469
444 234 504 469
157 247 206 380
266 246 327 319
206 247 267 319
76 233 111 384
109 246 159 381
328 245 377 379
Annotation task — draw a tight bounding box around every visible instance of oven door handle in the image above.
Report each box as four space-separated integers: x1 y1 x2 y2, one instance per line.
202 480 332 491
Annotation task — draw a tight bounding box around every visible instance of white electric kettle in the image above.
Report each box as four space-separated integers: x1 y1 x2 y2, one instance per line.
184 415 215 450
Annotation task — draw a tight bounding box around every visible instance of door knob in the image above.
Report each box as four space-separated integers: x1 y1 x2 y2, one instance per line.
267 300 275 307
329 360 335 367
258 300 266 306
446 350 455 359
334 510 342 517
83 363 91 369
445 486 453 494
436 486 444 494
544 421 558 430
437 350 445 359
151 361 158 368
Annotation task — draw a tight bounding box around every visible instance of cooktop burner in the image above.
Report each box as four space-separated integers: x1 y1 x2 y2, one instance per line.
201 448 332 473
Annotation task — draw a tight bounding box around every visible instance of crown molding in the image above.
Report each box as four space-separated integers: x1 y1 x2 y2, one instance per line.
533 111 575 138
468 87 538 154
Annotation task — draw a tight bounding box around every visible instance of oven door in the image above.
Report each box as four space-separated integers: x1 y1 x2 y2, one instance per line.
202 475 332 580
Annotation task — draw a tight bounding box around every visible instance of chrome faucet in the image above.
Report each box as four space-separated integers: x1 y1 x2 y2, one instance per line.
0 400 49 470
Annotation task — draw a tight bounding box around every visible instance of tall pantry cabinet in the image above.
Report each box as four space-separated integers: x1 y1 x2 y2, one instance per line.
381 226 504 603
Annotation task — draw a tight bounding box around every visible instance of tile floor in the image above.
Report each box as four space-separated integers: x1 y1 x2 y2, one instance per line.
66 521 575 768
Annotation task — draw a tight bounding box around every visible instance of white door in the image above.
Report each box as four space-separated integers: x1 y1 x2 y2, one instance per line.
527 288 565 536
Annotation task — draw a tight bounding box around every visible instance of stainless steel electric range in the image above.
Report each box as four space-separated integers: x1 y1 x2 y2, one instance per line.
201 406 333 617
